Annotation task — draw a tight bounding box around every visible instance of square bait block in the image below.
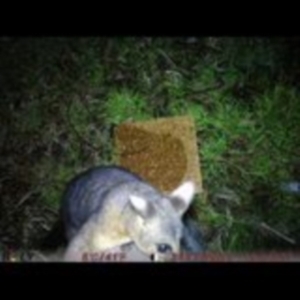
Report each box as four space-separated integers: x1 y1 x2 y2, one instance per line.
114 116 202 194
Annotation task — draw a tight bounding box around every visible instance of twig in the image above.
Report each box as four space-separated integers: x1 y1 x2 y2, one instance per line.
260 222 296 245
15 189 36 208
188 80 225 97
44 205 59 215
30 250 49 262
15 177 54 209
157 48 177 68
157 48 189 76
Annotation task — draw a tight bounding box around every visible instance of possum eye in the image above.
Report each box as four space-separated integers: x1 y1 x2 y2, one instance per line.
157 244 172 253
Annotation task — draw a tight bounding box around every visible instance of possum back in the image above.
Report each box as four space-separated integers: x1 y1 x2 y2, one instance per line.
62 166 144 240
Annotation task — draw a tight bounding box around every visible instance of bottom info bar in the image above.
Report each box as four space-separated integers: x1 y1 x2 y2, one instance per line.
81 251 300 262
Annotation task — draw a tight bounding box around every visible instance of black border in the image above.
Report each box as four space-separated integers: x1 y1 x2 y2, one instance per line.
2 262 299 279
1 11 299 37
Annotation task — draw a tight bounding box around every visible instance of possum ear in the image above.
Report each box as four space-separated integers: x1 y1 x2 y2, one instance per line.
129 195 154 219
169 181 195 216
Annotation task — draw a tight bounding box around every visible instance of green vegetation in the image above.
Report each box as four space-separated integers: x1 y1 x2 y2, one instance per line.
1 37 300 251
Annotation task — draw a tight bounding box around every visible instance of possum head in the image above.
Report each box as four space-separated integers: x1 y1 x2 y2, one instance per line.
122 181 195 262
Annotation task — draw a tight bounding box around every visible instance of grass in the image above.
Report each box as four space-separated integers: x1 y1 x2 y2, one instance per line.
0 37 300 252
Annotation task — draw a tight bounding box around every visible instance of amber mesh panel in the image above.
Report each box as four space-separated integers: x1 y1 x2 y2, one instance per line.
114 116 202 194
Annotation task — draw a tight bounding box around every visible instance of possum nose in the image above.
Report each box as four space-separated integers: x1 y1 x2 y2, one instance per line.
157 244 172 253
